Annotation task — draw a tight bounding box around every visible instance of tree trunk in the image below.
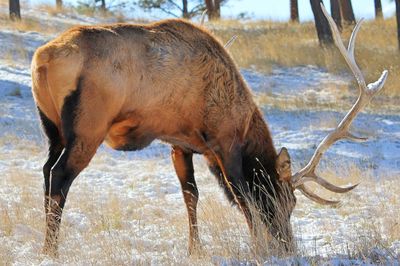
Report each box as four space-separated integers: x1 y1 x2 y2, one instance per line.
205 0 219 20
339 0 355 24
214 0 220 18
100 0 106 12
56 0 62 9
182 0 188 18
396 0 400 50
205 0 214 20
330 0 342 31
310 0 333 47
9 0 21 20
374 0 383 19
290 0 299 23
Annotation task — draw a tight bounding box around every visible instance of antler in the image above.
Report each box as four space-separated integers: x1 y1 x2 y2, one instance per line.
198 9 237 49
200 9 207 26
224 35 238 49
290 4 388 204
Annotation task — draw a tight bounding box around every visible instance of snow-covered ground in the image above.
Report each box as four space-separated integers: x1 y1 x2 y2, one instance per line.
0 6 399 265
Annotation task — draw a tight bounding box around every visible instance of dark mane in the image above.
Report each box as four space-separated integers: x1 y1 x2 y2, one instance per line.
242 109 284 217
214 107 283 211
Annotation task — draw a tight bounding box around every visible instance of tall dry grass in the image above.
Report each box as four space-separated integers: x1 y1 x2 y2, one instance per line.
210 18 400 98
0 13 59 34
0 135 399 265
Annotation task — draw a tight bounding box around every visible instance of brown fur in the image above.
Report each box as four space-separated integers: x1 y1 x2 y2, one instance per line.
32 19 295 255
32 20 255 149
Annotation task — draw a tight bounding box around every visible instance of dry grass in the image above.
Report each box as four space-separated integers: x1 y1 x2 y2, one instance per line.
0 0 7 7
0 13 60 34
0 135 398 264
1 38 31 67
0 5 398 100
210 18 400 98
0 3 126 35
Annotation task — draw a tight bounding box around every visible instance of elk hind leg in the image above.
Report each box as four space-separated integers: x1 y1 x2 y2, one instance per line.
43 80 108 256
38 108 64 195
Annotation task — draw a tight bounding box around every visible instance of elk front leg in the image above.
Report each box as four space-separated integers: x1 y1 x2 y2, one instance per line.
171 146 200 254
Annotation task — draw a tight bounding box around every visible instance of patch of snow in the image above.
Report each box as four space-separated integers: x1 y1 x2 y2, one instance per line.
13 224 42 243
63 210 91 232
242 65 351 104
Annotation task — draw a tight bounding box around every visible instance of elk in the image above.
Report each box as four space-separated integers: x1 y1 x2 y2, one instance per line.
31 5 387 256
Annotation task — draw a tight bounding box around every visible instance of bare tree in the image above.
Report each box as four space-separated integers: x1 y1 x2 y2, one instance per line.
330 0 342 31
339 0 355 24
375 0 383 19
182 0 188 17
9 0 21 20
215 0 220 17
205 0 221 20
56 0 62 9
290 0 299 23
94 0 106 11
205 0 214 19
139 0 205 18
310 0 333 46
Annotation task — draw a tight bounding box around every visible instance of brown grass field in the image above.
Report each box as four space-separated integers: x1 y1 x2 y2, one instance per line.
0 135 399 265
211 18 399 98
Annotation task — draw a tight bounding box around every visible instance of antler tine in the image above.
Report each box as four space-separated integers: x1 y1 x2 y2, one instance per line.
321 4 366 90
290 4 388 198
200 9 207 26
345 132 368 142
297 185 340 205
300 174 358 193
348 18 364 58
368 69 388 93
224 35 238 49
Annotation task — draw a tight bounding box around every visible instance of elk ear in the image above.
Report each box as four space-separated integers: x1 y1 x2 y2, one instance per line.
276 147 292 182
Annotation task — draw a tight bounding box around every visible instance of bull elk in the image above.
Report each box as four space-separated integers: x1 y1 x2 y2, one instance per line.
31 5 387 256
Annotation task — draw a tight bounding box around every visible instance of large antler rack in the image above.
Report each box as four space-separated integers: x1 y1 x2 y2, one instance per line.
290 4 388 205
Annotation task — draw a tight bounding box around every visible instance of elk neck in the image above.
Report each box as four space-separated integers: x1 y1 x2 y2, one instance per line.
242 108 280 185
